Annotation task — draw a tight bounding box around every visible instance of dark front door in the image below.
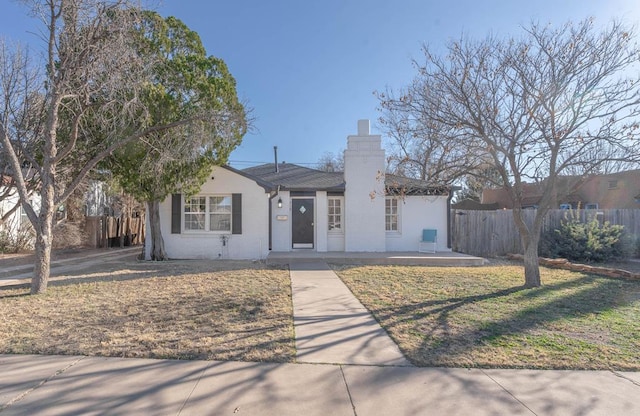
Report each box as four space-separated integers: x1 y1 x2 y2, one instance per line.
292 198 314 249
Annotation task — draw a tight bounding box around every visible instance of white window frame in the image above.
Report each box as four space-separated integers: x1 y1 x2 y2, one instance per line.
183 194 232 233
328 197 344 233
385 197 400 233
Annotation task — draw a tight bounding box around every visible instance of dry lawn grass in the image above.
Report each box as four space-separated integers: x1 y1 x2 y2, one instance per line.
0 260 294 362
334 263 640 370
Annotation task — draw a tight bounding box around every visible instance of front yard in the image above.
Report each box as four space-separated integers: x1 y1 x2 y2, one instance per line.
334 262 640 370
2 257 639 370
0 260 295 362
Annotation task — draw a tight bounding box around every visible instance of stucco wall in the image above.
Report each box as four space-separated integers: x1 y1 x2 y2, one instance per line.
148 166 269 260
385 195 450 252
270 190 346 252
0 189 40 238
0 190 22 235
270 190 290 251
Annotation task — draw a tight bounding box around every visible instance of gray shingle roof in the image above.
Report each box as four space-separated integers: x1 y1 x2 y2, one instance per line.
242 163 345 191
240 163 453 195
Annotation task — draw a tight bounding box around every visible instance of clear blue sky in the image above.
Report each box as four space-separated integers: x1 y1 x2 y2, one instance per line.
2 0 639 168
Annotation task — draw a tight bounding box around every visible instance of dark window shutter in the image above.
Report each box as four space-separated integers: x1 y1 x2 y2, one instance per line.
171 194 181 234
232 193 242 234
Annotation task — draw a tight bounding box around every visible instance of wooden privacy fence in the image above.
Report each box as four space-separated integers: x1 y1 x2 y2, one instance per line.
451 208 640 257
85 215 145 248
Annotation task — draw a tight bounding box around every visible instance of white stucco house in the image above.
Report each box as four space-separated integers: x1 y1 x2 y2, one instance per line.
0 176 23 237
146 120 456 260
0 174 40 246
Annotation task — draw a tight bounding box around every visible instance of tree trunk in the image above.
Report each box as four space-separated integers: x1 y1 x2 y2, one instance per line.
512 207 542 288
31 185 55 294
147 200 167 261
522 235 541 288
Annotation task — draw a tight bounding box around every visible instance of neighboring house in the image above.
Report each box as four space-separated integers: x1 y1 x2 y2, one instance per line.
482 169 640 210
146 120 456 260
0 174 40 240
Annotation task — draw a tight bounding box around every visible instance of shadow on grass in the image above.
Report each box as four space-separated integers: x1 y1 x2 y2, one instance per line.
0 258 282 296
364 274 638 368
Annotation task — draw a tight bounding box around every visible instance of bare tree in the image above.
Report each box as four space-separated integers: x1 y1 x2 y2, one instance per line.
0 0 202 294
0 42 41 229
379 19 640 287
377 85 484 183
316 151 344 172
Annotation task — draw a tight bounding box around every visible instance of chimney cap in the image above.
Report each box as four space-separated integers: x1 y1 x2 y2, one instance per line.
357 119 370 136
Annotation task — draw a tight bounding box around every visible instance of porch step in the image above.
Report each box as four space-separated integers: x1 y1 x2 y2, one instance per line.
267 251 485 267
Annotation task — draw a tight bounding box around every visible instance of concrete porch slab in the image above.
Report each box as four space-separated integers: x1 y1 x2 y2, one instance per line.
267 250 485 266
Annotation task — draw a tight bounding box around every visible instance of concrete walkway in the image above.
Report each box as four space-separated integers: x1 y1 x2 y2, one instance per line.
2 354 640 415
290 261 410 366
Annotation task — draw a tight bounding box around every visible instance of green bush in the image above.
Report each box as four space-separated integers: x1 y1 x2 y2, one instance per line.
540 210 629 262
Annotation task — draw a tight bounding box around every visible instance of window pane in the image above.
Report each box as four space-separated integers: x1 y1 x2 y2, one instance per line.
185 213 205 230
184 196 206 230
210 196 231 213
386 198 398 231
185 197 206 213
210 213 231 231
328 198 343 232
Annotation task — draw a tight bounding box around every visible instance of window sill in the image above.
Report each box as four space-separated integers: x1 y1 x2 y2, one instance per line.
181 230 232 235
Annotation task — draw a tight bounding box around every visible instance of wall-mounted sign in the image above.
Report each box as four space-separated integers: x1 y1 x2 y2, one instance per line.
276 215 288 221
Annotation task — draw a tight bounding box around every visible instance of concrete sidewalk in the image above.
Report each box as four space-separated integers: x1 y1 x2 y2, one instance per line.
290 261 410 366
2 354 640 415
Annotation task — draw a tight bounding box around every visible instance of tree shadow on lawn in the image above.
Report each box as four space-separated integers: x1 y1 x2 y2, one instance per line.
0 259 282 295
370 275 639 368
